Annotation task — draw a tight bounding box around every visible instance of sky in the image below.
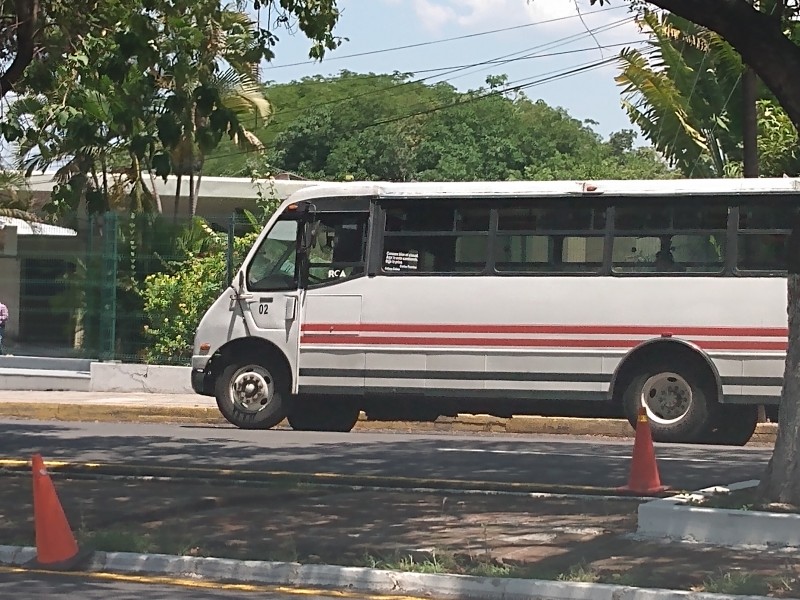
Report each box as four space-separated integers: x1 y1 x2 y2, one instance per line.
257 0 651 140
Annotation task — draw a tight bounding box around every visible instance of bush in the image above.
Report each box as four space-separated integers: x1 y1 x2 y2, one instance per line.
140 231 257 364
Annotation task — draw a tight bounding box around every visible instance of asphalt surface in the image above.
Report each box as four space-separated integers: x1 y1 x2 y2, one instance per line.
0 419 772 490
0 568 384 599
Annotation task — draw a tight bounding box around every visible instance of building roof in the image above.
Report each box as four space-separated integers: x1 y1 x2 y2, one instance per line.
26 174 319 201
0 217 77 237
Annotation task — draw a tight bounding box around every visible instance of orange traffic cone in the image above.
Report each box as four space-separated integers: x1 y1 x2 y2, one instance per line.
28 454 85 569
618 408 667 495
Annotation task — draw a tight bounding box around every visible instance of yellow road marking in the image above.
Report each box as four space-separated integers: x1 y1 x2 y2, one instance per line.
0 565 429 599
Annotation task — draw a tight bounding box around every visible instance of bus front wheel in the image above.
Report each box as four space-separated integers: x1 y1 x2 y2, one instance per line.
621 360 714 443
287 396 360 432
215 359 289 429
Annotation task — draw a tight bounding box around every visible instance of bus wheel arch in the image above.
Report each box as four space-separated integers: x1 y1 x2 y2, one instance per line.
209 338 293 430
611 339 721 443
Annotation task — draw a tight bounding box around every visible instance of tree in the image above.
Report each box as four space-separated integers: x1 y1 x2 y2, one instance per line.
0 0 341 101
208 72 674 181
591 0 800 504
616 8 800 177
1 0 342 219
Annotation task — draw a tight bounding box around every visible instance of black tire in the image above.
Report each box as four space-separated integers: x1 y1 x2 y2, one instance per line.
701 405 759 446
215 358 289 429
621 359 716 443
287 396 360 432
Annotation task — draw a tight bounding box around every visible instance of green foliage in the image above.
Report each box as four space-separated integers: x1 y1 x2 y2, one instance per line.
139 218 263 363
3 0 341 219
757 100 800 177
140 244 229 363
138 161 284 362
616 9 800 178
205 72 675 181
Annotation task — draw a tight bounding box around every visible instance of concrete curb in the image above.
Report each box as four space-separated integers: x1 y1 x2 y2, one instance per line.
0 402 779 444
0 545 775 600
637 480 800 548
89 363 193 394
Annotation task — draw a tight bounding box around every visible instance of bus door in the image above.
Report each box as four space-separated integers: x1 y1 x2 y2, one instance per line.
238 215 306 384
299 210 371 393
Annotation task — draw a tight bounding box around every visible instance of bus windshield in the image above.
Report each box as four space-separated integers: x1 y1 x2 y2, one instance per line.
246 219 300 291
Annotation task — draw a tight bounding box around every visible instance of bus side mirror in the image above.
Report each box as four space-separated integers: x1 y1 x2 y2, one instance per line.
238 270 245 294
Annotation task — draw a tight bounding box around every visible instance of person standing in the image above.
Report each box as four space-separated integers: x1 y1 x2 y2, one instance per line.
0 300 7 355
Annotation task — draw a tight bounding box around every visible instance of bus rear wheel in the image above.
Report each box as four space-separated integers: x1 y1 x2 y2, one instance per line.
215 359 289 429
621 360 714 443
287 396 360 432
702 405 759 446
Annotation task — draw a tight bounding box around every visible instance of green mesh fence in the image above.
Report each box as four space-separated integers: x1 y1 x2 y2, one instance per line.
0 211 254 364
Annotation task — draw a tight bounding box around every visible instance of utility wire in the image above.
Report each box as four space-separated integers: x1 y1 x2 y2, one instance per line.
267 38 641 129
264 5 627 71
260 17 636 127
205 56 618 164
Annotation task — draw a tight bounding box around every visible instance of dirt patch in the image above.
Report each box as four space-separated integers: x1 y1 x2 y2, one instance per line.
695 486 800 514
1 474 798 596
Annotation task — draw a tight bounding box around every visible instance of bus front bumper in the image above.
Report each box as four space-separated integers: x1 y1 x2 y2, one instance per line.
190 355 213 396
191 368 209 395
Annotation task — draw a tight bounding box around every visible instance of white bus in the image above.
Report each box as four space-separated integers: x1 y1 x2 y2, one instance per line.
191 179 796 445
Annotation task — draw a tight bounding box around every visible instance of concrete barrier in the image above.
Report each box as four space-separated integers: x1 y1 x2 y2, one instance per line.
90 363 193 394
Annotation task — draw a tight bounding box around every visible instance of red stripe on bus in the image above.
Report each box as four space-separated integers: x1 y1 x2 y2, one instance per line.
299 335 788 351
300 323 789 337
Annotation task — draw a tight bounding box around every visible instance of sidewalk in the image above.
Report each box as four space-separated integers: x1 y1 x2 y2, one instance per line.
0 390 779 444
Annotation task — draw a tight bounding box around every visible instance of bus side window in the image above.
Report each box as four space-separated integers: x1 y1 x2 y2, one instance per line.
381 202 490 274
736 203 793 273
611 203 726 274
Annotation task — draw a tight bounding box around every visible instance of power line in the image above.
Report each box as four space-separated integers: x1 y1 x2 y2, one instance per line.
430 18 634 87
365 58 619 130
261 17 636 127
264 5 628 71
266 38 641 128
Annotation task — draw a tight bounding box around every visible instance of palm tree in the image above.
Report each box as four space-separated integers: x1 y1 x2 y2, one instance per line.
170 68 269 221
163 8 270 221
616 10 745 177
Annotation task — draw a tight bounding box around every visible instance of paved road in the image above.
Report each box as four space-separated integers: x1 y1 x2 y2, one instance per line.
0 419 771 490
0 568 382 599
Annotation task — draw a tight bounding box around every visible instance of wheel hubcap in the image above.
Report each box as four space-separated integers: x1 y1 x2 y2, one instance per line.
230 366 274 413
639 372 692 425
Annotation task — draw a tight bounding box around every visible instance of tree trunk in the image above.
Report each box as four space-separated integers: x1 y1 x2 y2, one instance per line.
173 175 182 225
192 171 203 217
0 0 39 98
758 215 800 504
148 170 163 214
758 271 800 504
189 171 196 217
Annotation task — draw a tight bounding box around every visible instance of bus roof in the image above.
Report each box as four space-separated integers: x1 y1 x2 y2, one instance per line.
285 178 800 204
